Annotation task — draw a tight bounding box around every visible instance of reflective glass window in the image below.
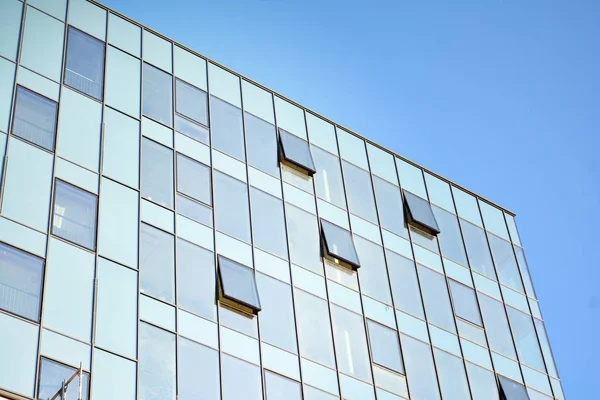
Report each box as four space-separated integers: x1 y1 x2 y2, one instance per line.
176 195 213 227
257 273 297 353
0 242 44 321
355 237 391 304
0 0 22 61
250 188 288 260
177 239 216 321
514 246 536 298
466 362 499 400
460 219 497 280
488 234 524 292
386 250 424 318
222 354 262 400
280 129 316 175
401 335 440 400
410 226 439 254
433 206 468 265
534 319 558 377
342 161 378 223
12 86 57 151
20 7 64 82
176 79 208 126
478 294 516 358
498 375 529 400
506 307 545 371
449 280 482 326
52 180 97 250
178 338 220 400
103 107 139 189
265 372 301 400
294 289 335 367
331 305 372 382
105 46 141 119
433 349 471 400
312 145 346 209
373 176 408 238
321 220 360 270
211 96 245 161
140 224 175 303
139 323 176 400
218 256 261 313
286 205 322 274
65 27 104 100
37 358 89 400
246 113 278 177
108 13 140 56
175 114 210 144
143 63 173 127
404 191 440 235
417 265 456 333
367 320 404 373
176 154 211 205
214 171 251 243
142 138 174 208
91 348 137 400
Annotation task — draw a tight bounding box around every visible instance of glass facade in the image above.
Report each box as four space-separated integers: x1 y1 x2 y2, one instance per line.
0 1 562 400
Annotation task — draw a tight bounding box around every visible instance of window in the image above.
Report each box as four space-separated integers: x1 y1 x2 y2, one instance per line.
466 362 499 400
0 242 44 321
12 86 58 150
498 375 529 400
175 78 208 126
250 188 288 259
143 63 173 126
460 219 497 280
65 27 105 100
294 289 336 367
245 112 279 177
331 305 372 382
401 335 441 400
403 190 440 235
514 246 536 298
211 95 245 161
256 273 297 353
37 358 90 400
433 349 471 400
286 204 322 274
312 145 346 209
176 195 212 227
387 250 425 318
418 266 456 333
367 320 404 373
178 338 220 400
488 234 524 292
176 154 211 205
342 161 378 223
321 219 360 270
373 176 408 237
139 323 176 400
478 294 517 358
449 280 482 326
177 239 216 321
140 224 175 303
355 236 392 304
218 256 261 315
265 372 301 400
506 307 546 371
279 129 316 175
52 180 98 250
432 206 468 265
222 354 262 400
142 138 174 208
213 171 251 243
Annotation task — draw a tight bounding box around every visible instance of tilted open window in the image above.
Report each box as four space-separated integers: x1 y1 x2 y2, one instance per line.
217 256 261 316
498 375 530 400
403 190 440 235
320 219 361 270
279 129 316 176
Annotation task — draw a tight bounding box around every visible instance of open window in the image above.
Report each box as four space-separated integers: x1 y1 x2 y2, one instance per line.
217 256 261 316
320 219 360 270
279 129 316 176
498 375 529 400
403 190 440 235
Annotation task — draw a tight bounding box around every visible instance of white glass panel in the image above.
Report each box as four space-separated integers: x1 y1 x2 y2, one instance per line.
174 46 207 90
105 46 141 119
367 144 398 184
0 59 15 133
242 80 274 123
143 30 172 72
337 128 368 169
108 14 141 57
68 0 106 40
92 349 136 400
396 159 427 199
424 173 455 213
452 187 483 227
0 313 38 397
103 107 140 188
208 63 241 107
275 96 307 139
0 216 47 257
17 66 60 101
480 201 510 240
0 0 22 61
28 0 66 20
41 329 90 370
306 113 337 154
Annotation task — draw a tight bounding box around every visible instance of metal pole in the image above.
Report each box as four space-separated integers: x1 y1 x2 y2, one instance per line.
78 362 83 400
61 380 66 400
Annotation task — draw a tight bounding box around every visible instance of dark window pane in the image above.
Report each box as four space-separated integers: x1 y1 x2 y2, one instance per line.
176 79 208 126
321 219 360 269
387 250 424 318
265 372 301 400
449 280 482 326
12 86 58 150
213 171 250 243
460 219 497 280
211 96 245 161
142 138 174 208
488 234 524 292
367 320 404 373
279 129 316 174
218 256 261 312
139 323 176 400
175 114 210 144
506 307 546 371
143 63 173 126
355 236 391 304
256 273 297 353
311 145 346 209
52 180 98 250
373 176 407 237
37 358 90 400
65 27 104 100
245 113 278 177
417 265 456 333
342 161 378 223
433 206 468 265
222 355 262 400
140 224 175 303
498 375 529 400
176 194 213 227
403 190 440 235
177 239 216 321
178 338 220 400
176 154 211 205
0 242 44 321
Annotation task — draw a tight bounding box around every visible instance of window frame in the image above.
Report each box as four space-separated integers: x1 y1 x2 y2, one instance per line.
278 128 316 176
403 190 441 235
63 26 106 101
11 85 59 152
217 255 262 316
37 357 91 400
497 374 529 400
320 219 361 270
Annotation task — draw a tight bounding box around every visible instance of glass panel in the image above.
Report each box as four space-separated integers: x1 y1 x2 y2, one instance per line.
20 7 64 82
274 97 307 139
367 320 404 373
355 237 391 304
478 294 517 358
417 265 456 333
452 188 483 227
105 46 141 119
176 195 213 227
140 224 175 303
0 312 38 397
295 289 336 367
479 201 510 240
506 307 546 371
250 188 288 259
311 145 346 209
306 113 337 154
386 250 424 318
342 161 377 223
108 13 141 56
449 280 482 326
505 214 522 246
433 349 471 400
208 64 241 107
12 86 57 151
241 80 274 123
175 114 210 144
488 234 524 292
176 79 208 126
143 63 173 126
373 176 408 238
142 138 174 208
286 204 322 274
514 246 536 298
177 239 216 321
219 256 261 311
52 181 97 250
498 375 529 400
142 30 172 73
404 191 440 234
176 154 211 205
214 171 251 243
401 334 440 400
91 349 137 400
245 112 279 177
466 362 499 400
424 173 455 213
331 305 372 382
0 0 21 60
38 358 89 400
103 107 139 189
221 354 262 400
68 0 106 40
280 129 316 174
396 159 427 199
266 372 302 400
139 323 176 400
211 95 245 161
321 220 360 268
460 219 497 280
534 319 558 377
257 273 297 353
178 338 220 400
433 206 468 266
0 242 44 321
0 59 14 133
337 128 368 169
65 27 104 100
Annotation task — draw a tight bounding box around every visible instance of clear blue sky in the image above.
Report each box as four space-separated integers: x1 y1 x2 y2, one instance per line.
102 0 599 397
